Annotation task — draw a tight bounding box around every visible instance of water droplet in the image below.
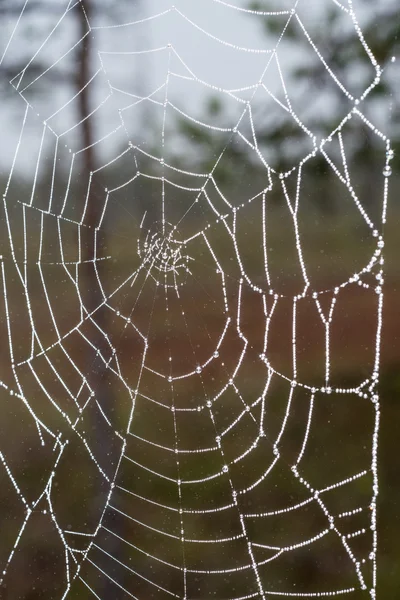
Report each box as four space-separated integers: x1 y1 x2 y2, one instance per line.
222 465 229 473
196 365 202 374
383 165 392 177
386 149 394 161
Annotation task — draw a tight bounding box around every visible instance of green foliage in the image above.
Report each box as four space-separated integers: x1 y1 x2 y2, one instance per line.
173 2 399 211
248 1 399 168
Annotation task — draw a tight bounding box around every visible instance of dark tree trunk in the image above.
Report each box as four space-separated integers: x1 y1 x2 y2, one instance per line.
76 2 121 597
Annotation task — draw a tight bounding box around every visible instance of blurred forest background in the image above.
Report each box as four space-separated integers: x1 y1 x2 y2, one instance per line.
0 0 399 598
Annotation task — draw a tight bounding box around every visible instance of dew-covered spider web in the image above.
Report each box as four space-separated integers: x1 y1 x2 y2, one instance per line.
0 0 393 598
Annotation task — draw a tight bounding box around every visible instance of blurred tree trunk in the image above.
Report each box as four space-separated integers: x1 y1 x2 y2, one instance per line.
76 2 120 597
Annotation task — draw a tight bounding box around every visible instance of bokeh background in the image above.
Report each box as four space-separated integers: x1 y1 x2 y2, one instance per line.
0 1 399 598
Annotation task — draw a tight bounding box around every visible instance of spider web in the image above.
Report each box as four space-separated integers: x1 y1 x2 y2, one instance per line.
0 0 392 598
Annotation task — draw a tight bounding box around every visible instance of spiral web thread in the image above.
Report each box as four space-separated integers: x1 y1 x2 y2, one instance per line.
0 0 392 598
